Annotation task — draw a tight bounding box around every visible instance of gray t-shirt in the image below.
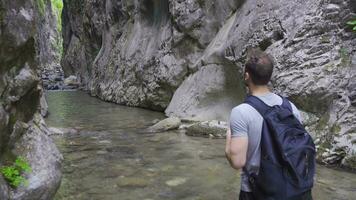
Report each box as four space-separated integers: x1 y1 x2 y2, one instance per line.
229 92 302 192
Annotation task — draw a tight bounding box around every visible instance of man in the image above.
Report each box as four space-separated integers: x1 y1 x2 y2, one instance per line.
225 48 313 200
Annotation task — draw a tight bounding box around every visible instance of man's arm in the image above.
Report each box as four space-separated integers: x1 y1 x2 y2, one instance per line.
225 128 248 170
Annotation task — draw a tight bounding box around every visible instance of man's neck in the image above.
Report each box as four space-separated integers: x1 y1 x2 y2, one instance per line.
248 84 271 96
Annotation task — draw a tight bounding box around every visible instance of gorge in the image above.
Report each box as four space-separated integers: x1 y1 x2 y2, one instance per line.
0 0 355 199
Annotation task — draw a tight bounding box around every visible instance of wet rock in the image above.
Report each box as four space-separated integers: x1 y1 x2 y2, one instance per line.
48 127 78 135
186 120 228 139
320 147 347 165
342 154 356 169
165 177 188 187
42 65 65 91
147 117 181 132
64 75 79 87
40 94 48 117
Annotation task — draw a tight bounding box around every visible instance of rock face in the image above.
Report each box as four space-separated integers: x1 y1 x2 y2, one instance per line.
0 0 62 199
62 0 356 168
38 0 65 91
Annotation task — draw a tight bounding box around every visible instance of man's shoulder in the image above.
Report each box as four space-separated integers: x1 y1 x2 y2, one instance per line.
231 103 259 117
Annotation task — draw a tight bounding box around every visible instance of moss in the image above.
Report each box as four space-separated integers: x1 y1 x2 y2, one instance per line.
323 63 334 72
51 0 63 33
36 0 46 16
343 155 356 169
330 123 341 135
196 0 205 7
320 35 330 43
339 47 350 67
315 114 329 131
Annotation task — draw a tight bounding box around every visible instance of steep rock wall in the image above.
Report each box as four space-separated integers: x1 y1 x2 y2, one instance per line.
0 0 62 199
62 0 356 168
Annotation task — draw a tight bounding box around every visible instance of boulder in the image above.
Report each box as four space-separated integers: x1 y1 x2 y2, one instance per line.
63 75 79 87
186 120 228 139
48 127 78 135
147 117 181 132
11 119 63 200
40 94 48 117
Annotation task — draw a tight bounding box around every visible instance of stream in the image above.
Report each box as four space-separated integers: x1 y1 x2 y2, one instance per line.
46 91 356 200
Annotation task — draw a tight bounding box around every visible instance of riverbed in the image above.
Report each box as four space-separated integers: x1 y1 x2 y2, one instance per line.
46 91 356 200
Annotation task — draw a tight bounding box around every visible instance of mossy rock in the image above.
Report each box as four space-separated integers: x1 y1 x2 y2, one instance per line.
342 154 356 170
36 0 46 16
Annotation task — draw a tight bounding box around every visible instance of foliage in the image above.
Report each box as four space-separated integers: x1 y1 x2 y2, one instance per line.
347 19 356 31
0 156 32 188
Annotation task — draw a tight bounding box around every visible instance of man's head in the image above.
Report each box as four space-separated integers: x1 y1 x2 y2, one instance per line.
244 48 274 87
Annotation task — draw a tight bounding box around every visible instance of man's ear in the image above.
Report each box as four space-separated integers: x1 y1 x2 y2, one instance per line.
244 72 249 81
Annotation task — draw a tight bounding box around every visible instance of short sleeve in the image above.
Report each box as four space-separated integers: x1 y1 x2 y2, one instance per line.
229 108 248 137
290 102 303 124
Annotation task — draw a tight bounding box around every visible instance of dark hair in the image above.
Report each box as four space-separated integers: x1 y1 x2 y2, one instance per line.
244 48 274 85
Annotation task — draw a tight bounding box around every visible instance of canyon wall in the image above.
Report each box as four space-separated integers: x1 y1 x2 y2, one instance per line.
62 0 356 168
0 0 62 199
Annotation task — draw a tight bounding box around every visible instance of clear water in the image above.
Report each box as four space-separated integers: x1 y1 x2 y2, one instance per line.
46 91 356 200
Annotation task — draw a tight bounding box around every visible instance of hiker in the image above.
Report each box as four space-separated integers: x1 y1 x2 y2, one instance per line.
225 48 315 200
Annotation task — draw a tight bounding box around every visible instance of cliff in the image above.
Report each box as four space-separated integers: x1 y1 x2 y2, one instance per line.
0 0 62 199
62 0 356 168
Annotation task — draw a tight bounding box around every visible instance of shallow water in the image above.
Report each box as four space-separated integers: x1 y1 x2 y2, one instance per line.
46 91 356 200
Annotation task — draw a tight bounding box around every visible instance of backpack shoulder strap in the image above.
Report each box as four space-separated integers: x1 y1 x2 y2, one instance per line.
279 95 293 113
244 95 271 117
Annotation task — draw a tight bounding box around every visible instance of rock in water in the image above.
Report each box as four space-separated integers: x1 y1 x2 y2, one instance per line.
11 117 63 200
63 75 79 87
186 120 228 139
165 177 187 187
147 117 182 132
48 127 78 135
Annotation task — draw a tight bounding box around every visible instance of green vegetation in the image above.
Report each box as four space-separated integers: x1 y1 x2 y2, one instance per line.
51 0 64 58
347 19 356 31
0 156 32 188
51 0 63 33
37 0 46 16
339 47 350 66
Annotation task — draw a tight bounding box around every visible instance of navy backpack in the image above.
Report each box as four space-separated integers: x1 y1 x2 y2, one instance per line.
244 95 316 200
